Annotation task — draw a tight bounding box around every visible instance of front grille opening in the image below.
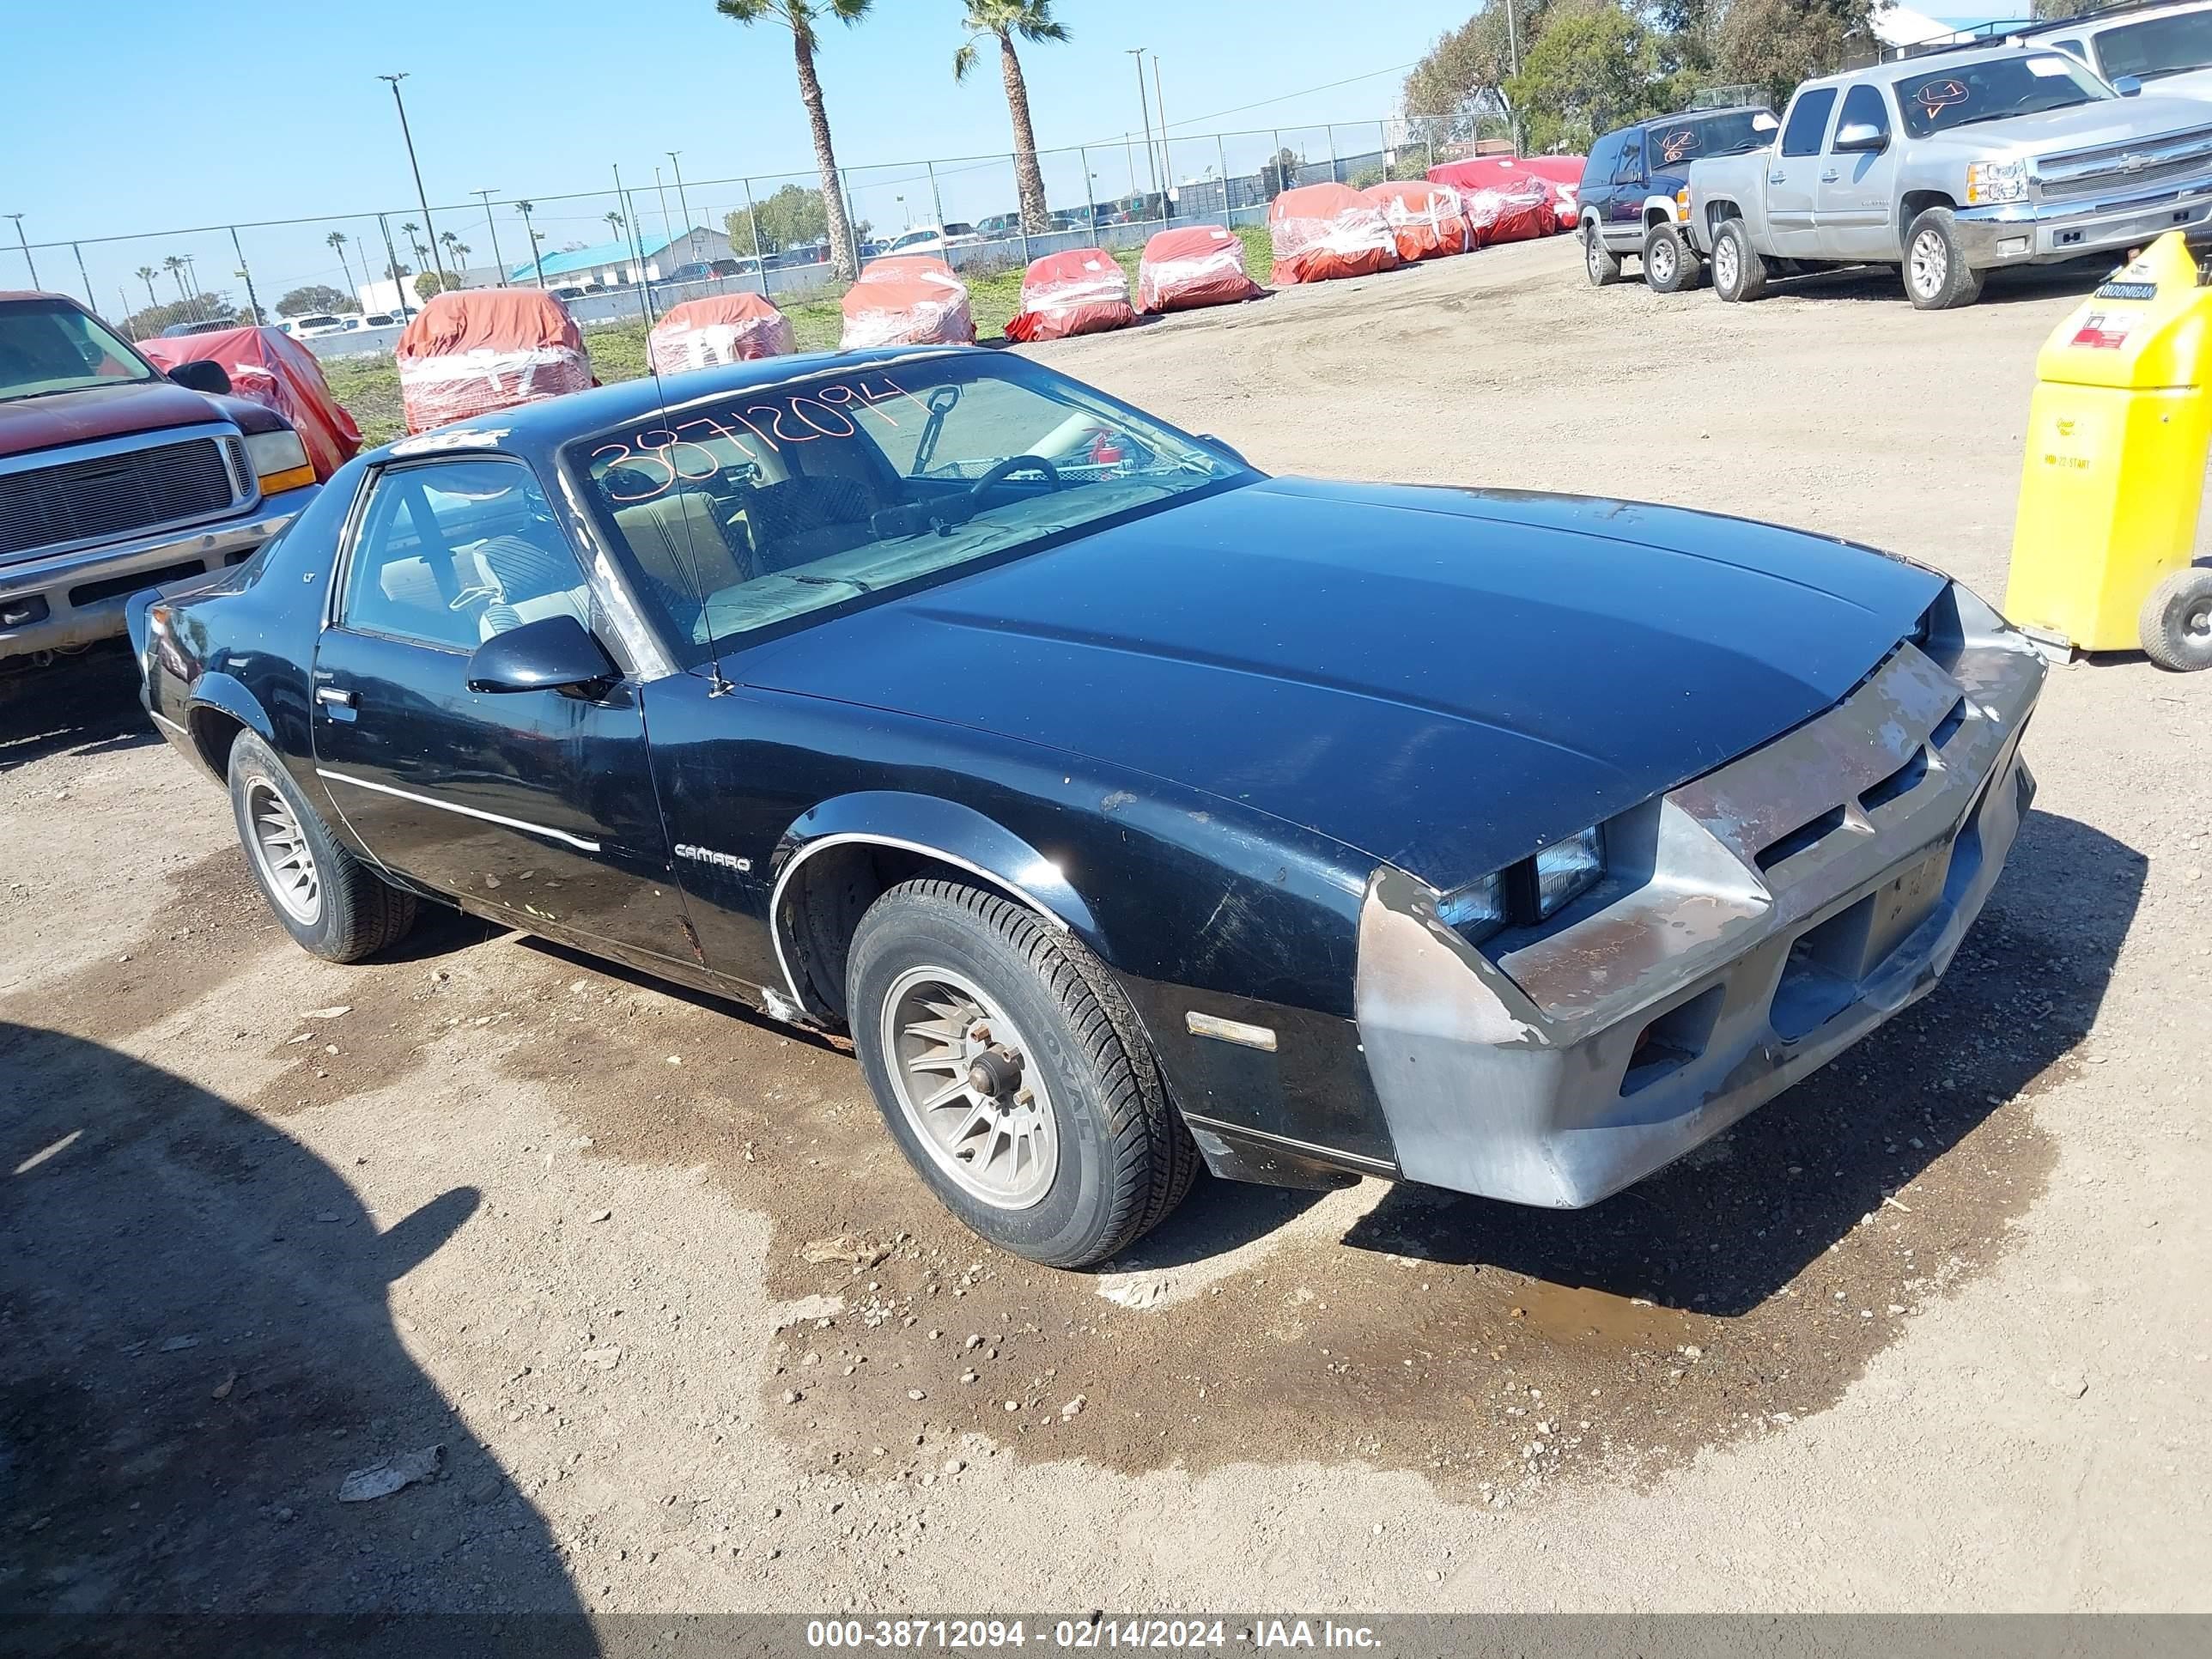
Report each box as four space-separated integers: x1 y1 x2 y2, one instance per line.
1769 895 1875 1042
68 560 205 609
1929 698 1967 750
1620 985 1726 1097
1755 804 1847 872
1859 747 1931 814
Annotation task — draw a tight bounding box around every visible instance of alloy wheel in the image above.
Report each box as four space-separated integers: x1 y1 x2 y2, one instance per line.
245 779 321 927
1651 236 1677 284
1714 235 1739 295
1910 231 1947 300
880 965 1058 1210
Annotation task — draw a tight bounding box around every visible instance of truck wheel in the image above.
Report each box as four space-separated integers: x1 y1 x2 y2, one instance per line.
1583 222 1622 287
1904 208 1984 310
1712 220 1767 302
2141 566 2212 671
1643 223 1700 293
847 878 1199 1269
228 732 417 963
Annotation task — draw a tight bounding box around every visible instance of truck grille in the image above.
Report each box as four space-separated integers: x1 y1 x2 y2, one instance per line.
0 434 245 560
2039 127 2212 202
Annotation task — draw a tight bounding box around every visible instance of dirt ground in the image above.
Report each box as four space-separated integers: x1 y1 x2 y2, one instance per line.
3 237 2209 1621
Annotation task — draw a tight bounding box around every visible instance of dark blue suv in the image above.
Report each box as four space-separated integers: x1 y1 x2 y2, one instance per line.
1578 105 1778 292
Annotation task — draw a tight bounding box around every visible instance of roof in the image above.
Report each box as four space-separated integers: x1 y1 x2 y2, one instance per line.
507 228 709 284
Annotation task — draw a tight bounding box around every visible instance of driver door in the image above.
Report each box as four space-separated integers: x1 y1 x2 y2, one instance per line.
1765 86 1838 254
310 455 694 968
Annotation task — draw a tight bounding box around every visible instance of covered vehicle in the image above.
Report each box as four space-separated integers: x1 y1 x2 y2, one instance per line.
647 292 796 374
1267 183 1399 284
1003 248 1137 342
1134 226 1263 313
1431 160 1562 246
840 255 975 349
133 348 2043 1273
1360 179 1472 262
141 325 362 481
395 289 593 434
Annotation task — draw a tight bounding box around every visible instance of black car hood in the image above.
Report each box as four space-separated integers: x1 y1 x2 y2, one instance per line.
735 477 1945 888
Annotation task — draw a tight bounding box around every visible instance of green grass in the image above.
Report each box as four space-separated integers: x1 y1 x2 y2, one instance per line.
322 226 1275 450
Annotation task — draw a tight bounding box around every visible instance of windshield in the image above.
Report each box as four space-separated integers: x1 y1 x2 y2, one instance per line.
1648 109 1778 167
0 299 159 400
1895 53 2109 137
2094 9 2212 80
572 355 1249 660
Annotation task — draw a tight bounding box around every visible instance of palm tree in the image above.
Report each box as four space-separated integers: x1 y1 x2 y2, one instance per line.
133 265 160 307
714 0 872 281
325 229 356 296
954 0 1066 235
603 210 625 237
401 221 430 271
439 229 470 289
161 255 188 303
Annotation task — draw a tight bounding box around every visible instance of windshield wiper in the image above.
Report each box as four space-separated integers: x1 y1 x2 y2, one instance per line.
787 572 874 593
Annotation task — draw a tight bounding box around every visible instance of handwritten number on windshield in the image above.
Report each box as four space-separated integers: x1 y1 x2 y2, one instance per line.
593 374 929 504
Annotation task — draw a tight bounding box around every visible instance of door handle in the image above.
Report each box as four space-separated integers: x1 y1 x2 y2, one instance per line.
315 686 357 709
1819 169 1839 182
1768 171 1786 183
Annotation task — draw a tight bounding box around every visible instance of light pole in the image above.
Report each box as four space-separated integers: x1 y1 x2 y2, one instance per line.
515 200 547 289
1126 49 1159 196
471 189 507 285
5 215 38 288
653 166 676 258
1153 55 1171 198
667 152 694 247
379 73 445 286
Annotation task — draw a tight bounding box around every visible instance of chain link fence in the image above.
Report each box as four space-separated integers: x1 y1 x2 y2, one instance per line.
10 116 1521 360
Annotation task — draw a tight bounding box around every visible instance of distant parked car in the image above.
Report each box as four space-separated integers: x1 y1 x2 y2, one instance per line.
1578 104 1778 293
974 212 1023 238
550 286 589 301
2014 0 2212 99
888 225 987 256
662 262 718 284
361 312 405 329
158 317 239 337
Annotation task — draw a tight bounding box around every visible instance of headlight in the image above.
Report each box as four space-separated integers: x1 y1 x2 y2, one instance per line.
1966 159 2029 205
1437 823 1608 945
243 428 314 493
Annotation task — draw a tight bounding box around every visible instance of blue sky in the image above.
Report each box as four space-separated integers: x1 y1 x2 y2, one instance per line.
3 0 1481 315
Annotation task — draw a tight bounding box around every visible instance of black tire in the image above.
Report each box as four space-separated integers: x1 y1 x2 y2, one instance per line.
1583 221 1622 287
1904 207 1984 310
2140 566 2212 672
1643 223 1700 293
847 878 1198 1268
1711 219 1767 302
228 731 417 963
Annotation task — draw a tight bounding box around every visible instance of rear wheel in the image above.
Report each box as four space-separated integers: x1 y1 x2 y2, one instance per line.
2141 566 2212 671
228 732 417 963
1643 223 1700 293
1583 222 1622 287
1904 208 1984 310
1711 219 1768 302
847 878 1198 1268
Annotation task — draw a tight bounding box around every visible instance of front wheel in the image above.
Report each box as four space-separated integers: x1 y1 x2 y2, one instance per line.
847 878 1199 1268
228 732 417 962
1904 207 1984 310
1643 223 1701 293
1711 219 1768 302
1583 222 1622 287
2141 566 2212 671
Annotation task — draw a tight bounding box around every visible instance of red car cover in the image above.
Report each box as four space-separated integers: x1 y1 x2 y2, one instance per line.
1429 161 1560 247
1134 226 1261 313
1430 157 1585 235
647 292 796 374
840 256 975 349
1359 180 1471 263
1004 248 1137 343
395 289 592 434
141 325 361 481
1267 184 1399 285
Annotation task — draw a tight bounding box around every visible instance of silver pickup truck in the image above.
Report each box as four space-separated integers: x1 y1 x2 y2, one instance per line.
1686 42 2212 308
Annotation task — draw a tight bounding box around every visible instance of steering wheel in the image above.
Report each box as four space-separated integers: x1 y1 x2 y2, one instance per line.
968 454 1063 509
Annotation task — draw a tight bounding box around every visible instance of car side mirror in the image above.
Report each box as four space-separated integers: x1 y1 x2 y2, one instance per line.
1832 122 1889 155
2114 74 2144 96
167 359 233 397
466 614 617 696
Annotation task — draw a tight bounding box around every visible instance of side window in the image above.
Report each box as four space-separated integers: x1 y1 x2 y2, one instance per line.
340 459 589 652
1832 82 1892 145
1584 133 1620 186
1613 131 1645 184
2053 37 2086 61
1780 87 1839 157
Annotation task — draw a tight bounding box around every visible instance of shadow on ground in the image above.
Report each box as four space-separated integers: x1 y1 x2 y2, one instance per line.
0 647 156 776
1342 808 2145 1315
0 1023 597 1648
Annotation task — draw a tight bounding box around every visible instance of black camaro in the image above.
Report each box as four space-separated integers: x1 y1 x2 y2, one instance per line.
131 348 2044 1267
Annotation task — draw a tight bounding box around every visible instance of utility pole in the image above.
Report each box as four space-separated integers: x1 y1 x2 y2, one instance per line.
613 163 653 324
1153 56 1171 199
379 74 445 287
1505 2 1522 155
667 152 694 247
228 227 262 323
376 212 412 318
72 243 94 310
653 167 676 258
1126 50 1159 197
7 216 40 288
471 189 507 285
515 200 547 289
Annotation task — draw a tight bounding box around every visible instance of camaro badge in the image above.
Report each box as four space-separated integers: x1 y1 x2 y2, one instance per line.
675 844 751 873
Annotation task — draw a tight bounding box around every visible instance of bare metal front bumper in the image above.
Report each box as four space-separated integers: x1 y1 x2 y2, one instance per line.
1354 599 2045 1208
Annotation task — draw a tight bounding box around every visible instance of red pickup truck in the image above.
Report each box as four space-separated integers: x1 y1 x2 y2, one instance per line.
1 290 319 676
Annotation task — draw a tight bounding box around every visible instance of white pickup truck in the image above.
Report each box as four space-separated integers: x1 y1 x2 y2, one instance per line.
1686 42 2212 307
